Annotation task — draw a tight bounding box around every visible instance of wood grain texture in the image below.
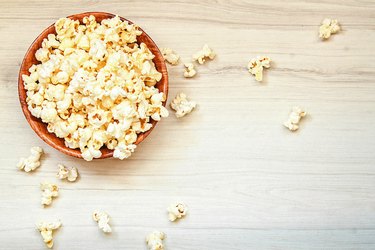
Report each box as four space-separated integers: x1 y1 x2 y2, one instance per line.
1 0 375 249
18 11 169 159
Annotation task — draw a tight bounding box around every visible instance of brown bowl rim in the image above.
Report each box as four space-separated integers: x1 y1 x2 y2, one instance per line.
18 12 168 160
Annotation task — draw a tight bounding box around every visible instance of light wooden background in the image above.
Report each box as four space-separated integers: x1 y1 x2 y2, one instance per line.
1 0 375 249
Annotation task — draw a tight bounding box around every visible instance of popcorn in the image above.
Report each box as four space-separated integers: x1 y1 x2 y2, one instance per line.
284 106 306 131
146 231 165 250
42 34 60 49
247 56 271 82
40 182 59 206
81 146 102 161
56 164 79 182
77 35 90 50
55 17 79 40
36 220 62 249
55 71 69 84
17 146 43 172
161 48 180 65
35 48 50 62
319 18 340 40
113 142 136 160
93 211 112 233
89 39 108 61
22 15 168 161
183 63 197 78
193 44 215 64
167 202 188 222
170 93 196 118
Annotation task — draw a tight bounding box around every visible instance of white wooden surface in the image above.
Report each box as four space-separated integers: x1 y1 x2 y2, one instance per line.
1 0 375 249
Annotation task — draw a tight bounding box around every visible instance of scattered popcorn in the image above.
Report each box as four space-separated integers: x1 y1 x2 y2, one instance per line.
40 182 59 206
192 44 215 64
56 164 79 182
17 146 43 172
146 231 165 250
247 56 271 82
22 15 169 161
319 18 340 40
170 93 196 118
161 48 180 65
167 202 188 222
284 106 306 131
36 220 62 249
93 211 112 233
183 63 197 78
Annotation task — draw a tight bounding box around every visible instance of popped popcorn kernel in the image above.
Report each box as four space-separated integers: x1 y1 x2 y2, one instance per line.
319 18 340 40
17 146 43 172
284 106 306 131
40 182 59 206
183 63 197 78
167 202 188 222
93 211 112 233
56 164 79 182
170 93 196 118
146 231 165 250
192 44 215 64
161 48 180 65
36 220 62 249
22 15 168 161
113 142 136 160
247 56 271 82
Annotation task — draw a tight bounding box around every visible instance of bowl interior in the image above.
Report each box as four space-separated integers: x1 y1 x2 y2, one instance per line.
18 12 168 159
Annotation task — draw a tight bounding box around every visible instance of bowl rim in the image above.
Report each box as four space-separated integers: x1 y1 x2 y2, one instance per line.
18 11 169 160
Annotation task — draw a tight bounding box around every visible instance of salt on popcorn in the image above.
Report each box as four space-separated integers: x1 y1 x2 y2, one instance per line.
93 211 112 233
17 146 43 172
192 44 216 64
56 164 79 182
247 56 271 82
40 182 59 206
161 48 180 65
284 106 306 131
183 63 197 78
167 202 188 222
146 231 166 250
319 18 340 40
36 220 62 249
22 15 168 161
170 93 196 118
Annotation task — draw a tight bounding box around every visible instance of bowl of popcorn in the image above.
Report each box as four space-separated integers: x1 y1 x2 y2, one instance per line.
18 12 169 161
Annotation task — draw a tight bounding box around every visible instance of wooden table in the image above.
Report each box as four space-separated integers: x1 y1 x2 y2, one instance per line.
1 1 374 249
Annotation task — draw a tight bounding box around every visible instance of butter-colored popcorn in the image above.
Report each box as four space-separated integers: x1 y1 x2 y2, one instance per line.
319 18 340 40
193 44 215 64
40 182 59 206
284 106 306 131
93 211 112 233
113 142 137 160
167 202 188 222
170 93 196 118
247 56 271 82
35 48 50 63
56 164 79 182
22 15 168 161
36 220 62 249
146 231 165 250
183 63 197 78
17 146 43 172
42 34 60 49
55 17 79 40
161 48 180 65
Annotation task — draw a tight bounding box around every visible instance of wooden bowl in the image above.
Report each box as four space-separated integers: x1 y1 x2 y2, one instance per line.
18 12 168 160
